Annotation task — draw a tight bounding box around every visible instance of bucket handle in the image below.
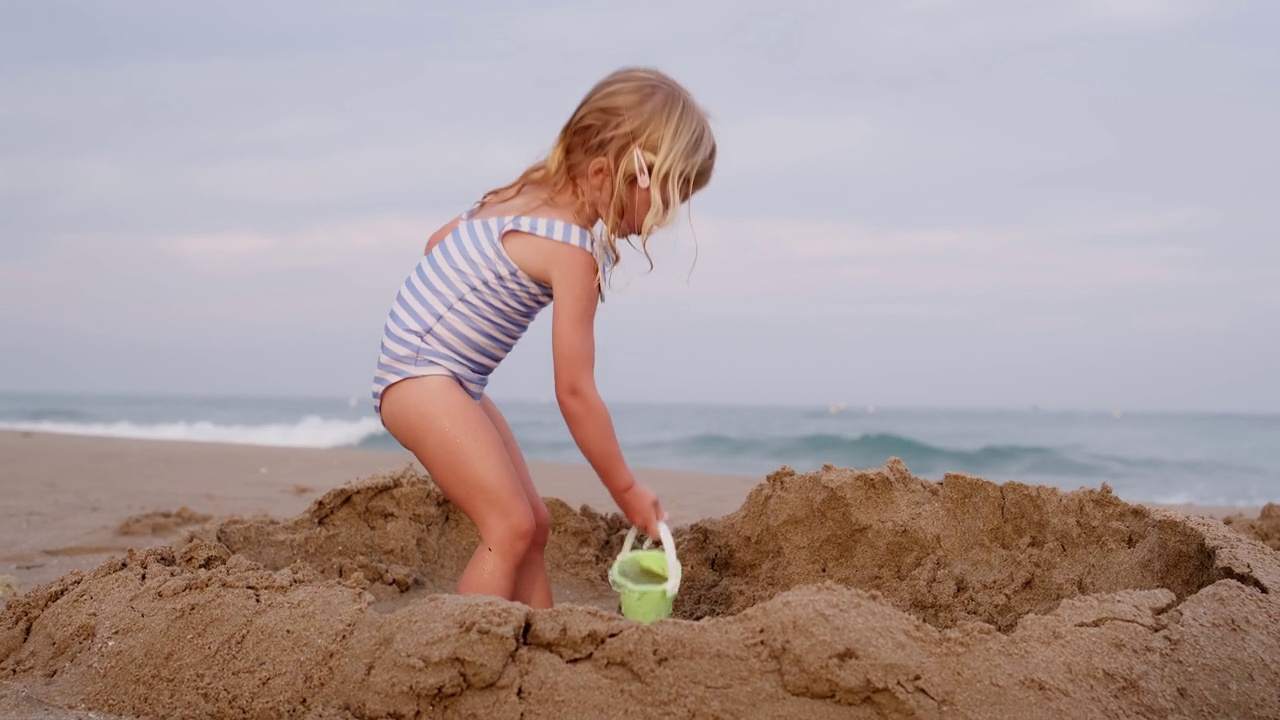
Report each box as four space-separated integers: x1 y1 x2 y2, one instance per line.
619 521 682 597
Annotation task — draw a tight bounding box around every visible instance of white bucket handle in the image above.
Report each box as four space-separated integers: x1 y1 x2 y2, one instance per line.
618 521 682 597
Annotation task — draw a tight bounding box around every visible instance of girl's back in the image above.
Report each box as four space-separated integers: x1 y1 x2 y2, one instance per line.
373 201 600 410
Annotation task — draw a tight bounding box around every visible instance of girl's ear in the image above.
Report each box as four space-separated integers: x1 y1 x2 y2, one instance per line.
586 156 611 195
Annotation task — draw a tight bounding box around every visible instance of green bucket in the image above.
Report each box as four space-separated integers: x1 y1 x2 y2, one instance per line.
608 522 682 623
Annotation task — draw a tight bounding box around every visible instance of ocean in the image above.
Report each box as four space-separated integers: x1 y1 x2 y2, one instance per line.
1 391 1276 508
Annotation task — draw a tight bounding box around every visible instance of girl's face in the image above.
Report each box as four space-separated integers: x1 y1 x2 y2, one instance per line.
620 178 686 239
619 180 654 238
584 154 677 238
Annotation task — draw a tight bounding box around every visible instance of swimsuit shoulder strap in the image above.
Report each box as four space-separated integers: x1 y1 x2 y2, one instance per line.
501 215 595 254
460 202 596 254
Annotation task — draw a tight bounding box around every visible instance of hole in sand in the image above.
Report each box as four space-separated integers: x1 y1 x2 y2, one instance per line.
672 462 1223 631
183 460 1233 632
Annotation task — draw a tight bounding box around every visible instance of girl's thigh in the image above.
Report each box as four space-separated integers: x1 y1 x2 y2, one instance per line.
379 376 532 535
478 394 542 506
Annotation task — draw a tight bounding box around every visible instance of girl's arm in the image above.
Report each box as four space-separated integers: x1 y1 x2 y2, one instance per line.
546 247 636 499
542 243 665 535
424 215 462 255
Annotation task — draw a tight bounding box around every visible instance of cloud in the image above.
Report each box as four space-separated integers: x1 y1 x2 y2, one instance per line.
0 1 1276 411
871 0 1202 53
161 215 440 273
612 206 1226 306
716 114 874 173
1081 0 1197 25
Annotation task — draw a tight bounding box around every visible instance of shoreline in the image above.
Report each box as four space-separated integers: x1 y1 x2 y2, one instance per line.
0 429 1267 602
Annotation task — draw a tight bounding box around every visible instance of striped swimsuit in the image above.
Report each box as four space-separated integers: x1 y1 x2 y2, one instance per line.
371 207 600 416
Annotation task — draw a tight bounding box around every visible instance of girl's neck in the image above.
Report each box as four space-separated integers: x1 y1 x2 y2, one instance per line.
477 182 600 230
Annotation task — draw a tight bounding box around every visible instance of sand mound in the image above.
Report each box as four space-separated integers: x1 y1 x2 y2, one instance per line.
2 461 1278 720
1224 503 1280 551
179 466 631 607
674 462 1250 631
116 507 212 537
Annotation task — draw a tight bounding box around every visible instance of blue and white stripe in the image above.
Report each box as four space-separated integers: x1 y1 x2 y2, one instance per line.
372 213 597 414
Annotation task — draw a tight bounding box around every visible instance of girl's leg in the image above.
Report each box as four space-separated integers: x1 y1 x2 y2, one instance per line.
479 394 553 609
378 376 535 601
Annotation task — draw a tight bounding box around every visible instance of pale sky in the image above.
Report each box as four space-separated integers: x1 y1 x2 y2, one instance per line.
1 1 1277 413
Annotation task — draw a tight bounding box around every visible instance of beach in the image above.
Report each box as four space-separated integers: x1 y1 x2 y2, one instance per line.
0 431 761 596
2 429 1278 718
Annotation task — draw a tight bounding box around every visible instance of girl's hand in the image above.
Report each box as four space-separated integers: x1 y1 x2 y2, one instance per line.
615 483 666 538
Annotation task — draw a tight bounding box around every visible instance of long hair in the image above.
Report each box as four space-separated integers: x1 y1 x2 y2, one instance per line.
476 67 717 286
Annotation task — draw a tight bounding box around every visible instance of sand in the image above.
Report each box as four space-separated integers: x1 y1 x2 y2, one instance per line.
1 432 1278 718
0 430 756 596
1222 504 1280 551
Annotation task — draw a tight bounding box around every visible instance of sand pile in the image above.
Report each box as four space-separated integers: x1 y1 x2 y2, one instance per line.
1224 503 1280 551
0 576 17 601
115 507 213 537
182 467 632 608
2 460 1278 719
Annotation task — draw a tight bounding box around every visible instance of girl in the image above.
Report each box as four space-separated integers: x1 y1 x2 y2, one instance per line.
371 67 717 609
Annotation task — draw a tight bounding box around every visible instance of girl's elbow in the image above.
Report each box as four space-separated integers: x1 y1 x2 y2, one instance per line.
554 378 596 406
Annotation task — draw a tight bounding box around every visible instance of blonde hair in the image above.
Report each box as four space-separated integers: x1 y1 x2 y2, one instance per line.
478 67 717 283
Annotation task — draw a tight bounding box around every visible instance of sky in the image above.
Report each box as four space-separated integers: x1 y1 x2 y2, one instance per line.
1 0 1277 413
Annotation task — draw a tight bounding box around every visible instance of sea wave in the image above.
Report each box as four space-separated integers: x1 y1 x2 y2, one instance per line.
366 430 1159 479
0 415 386 449
6 418 1273 506
623 432 1107 477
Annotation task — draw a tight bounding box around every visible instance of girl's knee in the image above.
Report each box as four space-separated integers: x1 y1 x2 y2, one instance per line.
489 500 549 557
484 505 538 557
